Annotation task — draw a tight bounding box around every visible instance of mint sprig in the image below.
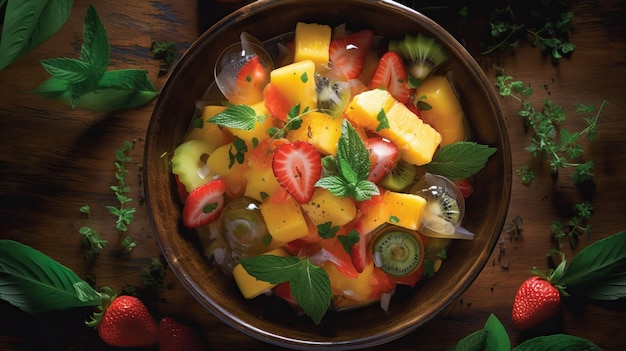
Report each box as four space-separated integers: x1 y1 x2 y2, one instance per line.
208 104 264 130
425 141 497 180
30 4 157 111
239 255 331 324
315 120 379 201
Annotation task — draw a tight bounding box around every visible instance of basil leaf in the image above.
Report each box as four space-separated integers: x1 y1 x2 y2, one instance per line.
426 141 497 180
40 58 94 83
484 314 511 351
80 4 109 79
208 104 261 130
0 0 74 70
512 334 602 351
337 119 371 180
560 230 626 300
453 329 487 351
0 240 101 314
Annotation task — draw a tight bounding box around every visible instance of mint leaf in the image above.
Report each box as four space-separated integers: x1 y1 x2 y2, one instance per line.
317 222 339 239
337 120 370 180
453 329 487 351
337 229 360 254
376 108 390 131
426 141 497 180
80 4 109 78
40 58 94 83
352 179 379 201
560 230 626 300
513 334 601 351
315 176 351 198
0 240 102 314
484 314 511 351
208 104 263 130
0 0 74 70
239 255 331 324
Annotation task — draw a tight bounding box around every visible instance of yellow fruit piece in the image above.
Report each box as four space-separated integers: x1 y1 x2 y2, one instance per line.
259 195 309 242
232 247 290 299
206 142 247 196
286 111 343 155
324 260 375 303
270 60 317 112
228 101 274 145
185 105 230 149
356 194 390 235
244 166 280 202
294 22 331 65
345 88 396 131
415 75 468 146
383 191 427 230
301 188 357 227
171 139 217 193
346 89 442 165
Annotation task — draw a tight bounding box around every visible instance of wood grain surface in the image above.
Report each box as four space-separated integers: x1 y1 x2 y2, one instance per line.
1 0 625 350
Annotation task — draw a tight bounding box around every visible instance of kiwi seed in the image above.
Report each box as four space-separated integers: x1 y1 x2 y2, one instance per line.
379 160 417 191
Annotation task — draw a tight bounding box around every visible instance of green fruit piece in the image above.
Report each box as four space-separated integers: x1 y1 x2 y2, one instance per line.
388 33 447 80
372 229 423 277
379 160 417 191
315 63 350 117
171 139 216 192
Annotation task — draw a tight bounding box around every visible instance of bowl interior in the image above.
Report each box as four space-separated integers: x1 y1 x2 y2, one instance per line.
144 0 512 349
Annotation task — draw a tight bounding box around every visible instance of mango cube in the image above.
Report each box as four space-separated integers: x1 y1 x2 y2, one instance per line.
243 166 280 202
259 195 309 242
185 105 230 149
301 188 357 227
270 60 317 112
286 111 343 155
294 22 332 65
383 191 427 230
232 247 290 299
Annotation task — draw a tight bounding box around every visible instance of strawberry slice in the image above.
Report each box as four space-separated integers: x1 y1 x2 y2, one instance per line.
453 178 474 198
364 137 399 183
329 29 374 80
272 141 322 204
233 55 269 104
368 51 413 103
182 179 227 228
263 83 291 122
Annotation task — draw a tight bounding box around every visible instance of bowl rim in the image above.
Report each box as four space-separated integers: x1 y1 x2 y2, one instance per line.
144 0 512 349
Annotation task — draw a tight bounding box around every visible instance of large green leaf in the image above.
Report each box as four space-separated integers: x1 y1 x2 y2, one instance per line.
513 334 602 351
560 230 626 300
0 0 74 70
0 240 101 314
80 3 109 79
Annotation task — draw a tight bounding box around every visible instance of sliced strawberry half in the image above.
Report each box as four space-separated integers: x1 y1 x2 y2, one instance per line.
364 137 399 183
182 179 227 228
272 141 322 204
368 51 413 104
329 29 374 80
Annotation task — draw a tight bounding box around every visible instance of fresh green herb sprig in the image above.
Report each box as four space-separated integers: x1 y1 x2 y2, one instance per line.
78 205 108 258
30 4 157 111
551 201 593 251
108 141 137 252
151 40 176 76
496 74 609 186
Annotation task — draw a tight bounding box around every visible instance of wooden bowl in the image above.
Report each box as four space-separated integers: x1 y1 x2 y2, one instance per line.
144 0 512 349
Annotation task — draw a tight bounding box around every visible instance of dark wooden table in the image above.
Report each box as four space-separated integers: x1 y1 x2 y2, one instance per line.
1 1 625 350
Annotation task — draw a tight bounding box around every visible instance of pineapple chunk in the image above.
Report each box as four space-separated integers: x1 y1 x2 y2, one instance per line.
185 105 230 148
228 101 274 145
259 195 309 242
232 247 290 299
301 188 357 227
270 60 317 112
286 111 343 155
294 22 332 65
383 191 427 230
416 75 468 146
345 89 442 165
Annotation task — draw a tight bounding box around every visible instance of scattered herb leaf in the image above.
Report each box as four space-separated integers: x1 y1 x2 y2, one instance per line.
425 141 497 180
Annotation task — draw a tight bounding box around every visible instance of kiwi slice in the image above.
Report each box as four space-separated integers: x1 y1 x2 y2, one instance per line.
372 229 423 277
379 160 417 191
315 63 350 117
388 33 447 80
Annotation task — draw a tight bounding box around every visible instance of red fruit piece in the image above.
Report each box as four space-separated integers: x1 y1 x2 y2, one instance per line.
97 295 158 348
368 51 413 103
263 83 291 122
364 137 399 183
453 178 474 198
512 276 561 331
159 317 205 351
272 141 322 203
182 179 228 228
329 29 374 80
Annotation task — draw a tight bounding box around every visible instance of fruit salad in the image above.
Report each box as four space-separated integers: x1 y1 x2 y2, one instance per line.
170 22 495 323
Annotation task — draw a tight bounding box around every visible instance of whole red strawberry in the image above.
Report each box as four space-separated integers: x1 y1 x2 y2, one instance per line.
511 276 561 331
87 290 159 347
159 316 206 351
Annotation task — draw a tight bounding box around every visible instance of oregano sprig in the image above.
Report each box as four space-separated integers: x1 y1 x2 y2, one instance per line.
107 141 137 252
78 205 108 258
